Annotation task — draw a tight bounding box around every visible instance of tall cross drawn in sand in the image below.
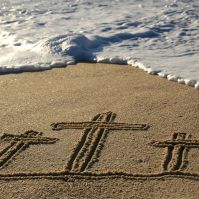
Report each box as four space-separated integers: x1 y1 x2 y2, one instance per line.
0 130 58 168
51 111 149 173
152 132 199 172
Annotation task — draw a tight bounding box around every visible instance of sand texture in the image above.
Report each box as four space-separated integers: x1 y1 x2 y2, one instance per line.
0 63 199 199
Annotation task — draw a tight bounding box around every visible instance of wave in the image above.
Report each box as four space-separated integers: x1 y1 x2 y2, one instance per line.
0 0 198 89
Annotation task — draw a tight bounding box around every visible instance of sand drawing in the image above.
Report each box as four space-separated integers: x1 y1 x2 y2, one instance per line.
151 132 199 172
51 111 149 172
0 130 58 168
1 114 199 182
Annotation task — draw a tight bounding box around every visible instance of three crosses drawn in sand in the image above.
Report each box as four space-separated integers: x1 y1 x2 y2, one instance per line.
0 111 199 174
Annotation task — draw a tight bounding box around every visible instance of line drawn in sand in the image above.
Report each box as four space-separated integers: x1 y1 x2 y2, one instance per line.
1 113 199 181
51 111 149 172
0 130 58 168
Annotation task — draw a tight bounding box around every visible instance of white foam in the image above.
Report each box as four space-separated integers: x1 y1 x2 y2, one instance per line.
195 82 199 90
0 0 198 89
184 79 197 87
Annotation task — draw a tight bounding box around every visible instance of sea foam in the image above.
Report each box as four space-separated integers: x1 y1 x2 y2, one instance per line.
0 0 198 89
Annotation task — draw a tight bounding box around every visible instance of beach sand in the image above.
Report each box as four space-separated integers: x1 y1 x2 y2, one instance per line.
0 63 199 199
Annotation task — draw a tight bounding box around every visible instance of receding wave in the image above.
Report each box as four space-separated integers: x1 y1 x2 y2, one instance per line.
0 0 198 89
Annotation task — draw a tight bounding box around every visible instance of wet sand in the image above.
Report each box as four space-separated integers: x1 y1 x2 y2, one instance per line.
0 63 199 199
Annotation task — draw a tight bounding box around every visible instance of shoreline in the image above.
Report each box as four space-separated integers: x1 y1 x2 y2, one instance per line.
0 61 198 90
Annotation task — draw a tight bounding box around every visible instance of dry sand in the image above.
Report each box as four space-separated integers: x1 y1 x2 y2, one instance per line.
0 63 199 199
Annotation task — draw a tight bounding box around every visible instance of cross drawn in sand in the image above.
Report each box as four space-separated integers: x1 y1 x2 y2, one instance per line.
152 132 199 172
0 130 58 168
51 111 149 173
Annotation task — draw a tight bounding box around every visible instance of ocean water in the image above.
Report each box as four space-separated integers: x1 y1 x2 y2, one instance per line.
0 0 199 88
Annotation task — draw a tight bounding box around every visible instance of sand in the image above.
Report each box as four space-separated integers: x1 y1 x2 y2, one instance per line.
0 63 199 199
